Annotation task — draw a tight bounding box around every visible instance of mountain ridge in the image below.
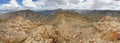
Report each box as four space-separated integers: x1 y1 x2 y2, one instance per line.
0 10 42 22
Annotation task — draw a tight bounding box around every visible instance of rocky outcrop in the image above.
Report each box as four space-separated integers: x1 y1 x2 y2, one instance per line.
93 16 120 42
0 16 60 43
0 10 41 22
1 13 120 43
23 25 57 43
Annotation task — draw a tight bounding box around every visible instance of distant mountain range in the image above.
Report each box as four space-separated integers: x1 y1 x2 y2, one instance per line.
0 9 120 23
1 9 120 43
0 10 41 22
78 10 120 21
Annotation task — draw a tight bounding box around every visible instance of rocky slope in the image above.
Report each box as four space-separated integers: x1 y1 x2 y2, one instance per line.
1 15 120 43
44 9 92 25
1 10 120 43
0 16 86 43
0 16 58 43
0 10 41 22
79 10 120 21
92 16 120 43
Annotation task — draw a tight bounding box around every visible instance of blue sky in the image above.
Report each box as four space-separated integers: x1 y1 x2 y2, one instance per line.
0 0 37 5
0 0 10 4
0 0 120 13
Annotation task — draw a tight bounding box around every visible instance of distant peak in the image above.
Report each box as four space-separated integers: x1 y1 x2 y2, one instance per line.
15 10 35 13
56 8 63 10
55 8 63 11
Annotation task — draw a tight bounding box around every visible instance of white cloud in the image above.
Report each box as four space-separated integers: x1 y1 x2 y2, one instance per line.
91 0 120 10
22 0 46 10
0 0 120 12
36 0 94 10
0 0 22 10
21 0 90 10
56 0 94 10
22 0 37 8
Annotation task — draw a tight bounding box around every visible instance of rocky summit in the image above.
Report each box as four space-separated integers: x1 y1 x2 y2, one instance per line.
0 10 120 43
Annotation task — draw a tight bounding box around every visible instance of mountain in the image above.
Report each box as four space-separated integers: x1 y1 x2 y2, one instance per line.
75 10 120 21
0 10 41 22
1 9 120 43
42 9 120 23
1 9 120 24
42 9 93 25
37 10 56 17
0 9 90 43
0 16 47 43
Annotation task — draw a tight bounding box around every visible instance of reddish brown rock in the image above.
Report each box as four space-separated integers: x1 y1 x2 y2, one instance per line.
111 32 120 41
99 16 112 22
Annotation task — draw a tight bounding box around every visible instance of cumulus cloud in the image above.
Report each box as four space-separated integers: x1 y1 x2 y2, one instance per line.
22 0 93 10
91 0 120 10
0 0 21 10
22 0 37 8
0 0 120 12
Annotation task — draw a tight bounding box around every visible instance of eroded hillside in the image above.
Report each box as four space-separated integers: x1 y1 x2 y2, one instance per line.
0 10 120 43
0 10 41 22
